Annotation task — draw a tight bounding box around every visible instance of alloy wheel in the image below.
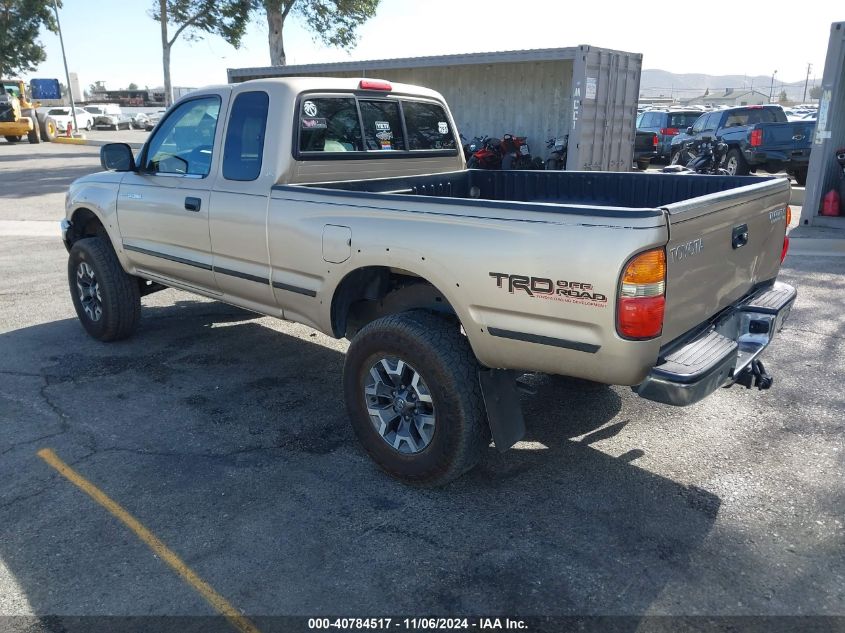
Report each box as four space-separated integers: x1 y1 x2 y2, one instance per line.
364 357 436 454
76 262 102 322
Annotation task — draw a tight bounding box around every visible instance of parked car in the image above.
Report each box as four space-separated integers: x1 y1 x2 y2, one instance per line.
61 77 795 485
634 130 658 170
144 109 166 131
130 112 150 129
83 104 121 120
44 107 95 132
669 105 815 185
94 113 134 131
637 109 705 160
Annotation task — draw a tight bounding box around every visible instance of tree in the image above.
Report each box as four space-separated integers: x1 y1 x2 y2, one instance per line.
151 0 251 106
260 0 380 67
0 0 59 78
810 85 823 101
128 82 139 90
778 90 788 103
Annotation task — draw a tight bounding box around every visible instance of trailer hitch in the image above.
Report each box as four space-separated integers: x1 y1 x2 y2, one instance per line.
733 359 773 391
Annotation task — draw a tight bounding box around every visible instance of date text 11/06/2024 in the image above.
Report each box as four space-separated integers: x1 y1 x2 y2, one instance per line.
307 618 528 630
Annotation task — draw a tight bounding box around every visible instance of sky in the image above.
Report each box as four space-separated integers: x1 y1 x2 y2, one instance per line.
25 0 844 92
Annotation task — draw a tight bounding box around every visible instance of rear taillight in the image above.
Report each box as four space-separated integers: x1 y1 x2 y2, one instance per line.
652 134 659 147
660 128 679 136
750 129 763 147
617 248 666 339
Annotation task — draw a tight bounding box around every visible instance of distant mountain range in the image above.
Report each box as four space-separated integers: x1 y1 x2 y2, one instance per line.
640 69 819 103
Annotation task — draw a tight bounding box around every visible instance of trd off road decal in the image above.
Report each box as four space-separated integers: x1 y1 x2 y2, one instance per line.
490 273 608 308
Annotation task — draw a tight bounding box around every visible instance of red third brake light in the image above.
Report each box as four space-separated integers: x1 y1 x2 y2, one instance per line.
660 128 679 136
750 129 763 147
359 79 392 91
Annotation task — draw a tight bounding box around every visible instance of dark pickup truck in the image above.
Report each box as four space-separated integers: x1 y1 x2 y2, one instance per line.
634 130 658 170
670 105 814 184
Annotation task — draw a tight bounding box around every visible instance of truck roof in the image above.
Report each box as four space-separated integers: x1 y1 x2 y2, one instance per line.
210 77 448 102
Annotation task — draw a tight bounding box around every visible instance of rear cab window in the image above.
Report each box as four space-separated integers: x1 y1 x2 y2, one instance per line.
296 92 457 158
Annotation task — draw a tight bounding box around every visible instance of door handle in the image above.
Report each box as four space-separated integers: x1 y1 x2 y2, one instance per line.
732 224 749 249
184 197 201 212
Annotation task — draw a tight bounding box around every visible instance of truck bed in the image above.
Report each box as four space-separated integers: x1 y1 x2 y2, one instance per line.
281 169 790 343
282 169 776 214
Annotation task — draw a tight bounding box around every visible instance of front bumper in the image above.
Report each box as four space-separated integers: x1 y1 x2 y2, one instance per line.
744 148 811 169
636 281 797 406
0 120 33 135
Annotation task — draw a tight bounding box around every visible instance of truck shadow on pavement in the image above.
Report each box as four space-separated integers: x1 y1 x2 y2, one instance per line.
0 299 721 623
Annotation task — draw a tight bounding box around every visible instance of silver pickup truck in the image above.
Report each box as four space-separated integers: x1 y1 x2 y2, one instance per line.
61 77 796 485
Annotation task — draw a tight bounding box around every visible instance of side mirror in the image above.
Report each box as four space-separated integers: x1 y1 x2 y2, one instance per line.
100 143 135 172
686 127 694 135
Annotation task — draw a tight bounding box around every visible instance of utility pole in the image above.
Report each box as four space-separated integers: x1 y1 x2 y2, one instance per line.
769 70 778 103
802 63 813 103
52 0 79 135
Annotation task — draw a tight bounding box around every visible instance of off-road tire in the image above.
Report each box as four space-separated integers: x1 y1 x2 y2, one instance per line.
343 310 488 486
40 119 56 142
27 117 40 144
68 237 141 341
725 149 750 176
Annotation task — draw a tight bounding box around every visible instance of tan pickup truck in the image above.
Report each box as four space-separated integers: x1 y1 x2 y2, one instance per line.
61 77 796 485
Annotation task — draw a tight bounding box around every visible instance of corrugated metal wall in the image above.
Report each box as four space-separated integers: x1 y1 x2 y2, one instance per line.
569 47 642 171
802 22 845 227
278 61 574 161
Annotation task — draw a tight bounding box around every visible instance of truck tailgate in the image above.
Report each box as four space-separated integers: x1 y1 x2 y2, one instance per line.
755 120 815 152
661 178 791 342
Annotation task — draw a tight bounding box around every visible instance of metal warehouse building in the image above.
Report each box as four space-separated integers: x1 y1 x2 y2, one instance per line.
228 45 642 171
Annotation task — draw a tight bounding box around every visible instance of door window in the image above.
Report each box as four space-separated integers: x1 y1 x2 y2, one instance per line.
145 96 221 176
223 91 269 181
691 114 708 134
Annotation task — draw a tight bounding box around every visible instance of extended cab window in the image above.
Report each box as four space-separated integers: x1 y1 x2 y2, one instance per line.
403 101 456 150
299 97 363 152
360 100 403 150
145 96 220 176
223 91 269 181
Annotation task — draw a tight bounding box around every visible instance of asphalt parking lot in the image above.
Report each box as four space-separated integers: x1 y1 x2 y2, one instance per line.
1 141 843 631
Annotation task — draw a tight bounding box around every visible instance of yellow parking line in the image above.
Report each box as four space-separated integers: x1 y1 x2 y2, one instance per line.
37 448 261 633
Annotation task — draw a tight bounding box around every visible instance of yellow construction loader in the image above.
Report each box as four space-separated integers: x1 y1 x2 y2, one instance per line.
0 78 54 144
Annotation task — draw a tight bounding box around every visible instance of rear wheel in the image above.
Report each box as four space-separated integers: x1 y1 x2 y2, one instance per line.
68 237 141 341
4 136 17 143
40 119 56 142
636 159 651 171
343 310 488 486
724 149 750 176
793 168 808 187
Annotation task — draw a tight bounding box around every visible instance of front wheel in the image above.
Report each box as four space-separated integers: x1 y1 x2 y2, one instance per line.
68 237 141 341
343 310 488 486
669 150 682 165
4 136 18 144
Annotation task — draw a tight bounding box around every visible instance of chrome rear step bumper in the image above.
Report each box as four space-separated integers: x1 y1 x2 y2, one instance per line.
636 281 797 406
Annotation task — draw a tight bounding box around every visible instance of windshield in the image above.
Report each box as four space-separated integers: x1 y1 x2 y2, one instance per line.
2 82 21 98
48 108 70 115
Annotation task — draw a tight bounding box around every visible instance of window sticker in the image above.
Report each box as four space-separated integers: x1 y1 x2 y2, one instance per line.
301 117 327 129
437 121 448 134
375 130 393 141
375 121 391 131
303 100 318 117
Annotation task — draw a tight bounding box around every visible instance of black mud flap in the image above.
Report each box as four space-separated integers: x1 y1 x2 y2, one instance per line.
478 369 526 452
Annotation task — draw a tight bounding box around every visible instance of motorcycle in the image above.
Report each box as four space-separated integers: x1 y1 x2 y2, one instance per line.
467 135 503 169
500 133 538 169
663 136 729 175
460 134 486 162
545 135 568 170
